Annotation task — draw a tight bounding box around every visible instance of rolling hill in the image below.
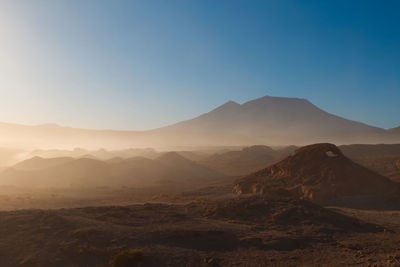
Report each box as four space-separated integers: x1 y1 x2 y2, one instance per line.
12 156 75 171
0 154 225 188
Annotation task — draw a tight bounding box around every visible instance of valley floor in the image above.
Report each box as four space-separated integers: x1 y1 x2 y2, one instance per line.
0 187 400 267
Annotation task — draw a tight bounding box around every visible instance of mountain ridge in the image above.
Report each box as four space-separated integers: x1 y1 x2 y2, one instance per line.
156 95 388 146
0 96 398 148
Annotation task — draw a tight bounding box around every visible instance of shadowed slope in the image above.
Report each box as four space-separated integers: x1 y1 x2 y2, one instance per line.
199 145 295 176
154 152 224 182
340 144 400 182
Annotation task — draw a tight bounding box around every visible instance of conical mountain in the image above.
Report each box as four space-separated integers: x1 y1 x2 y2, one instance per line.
159 96 385 145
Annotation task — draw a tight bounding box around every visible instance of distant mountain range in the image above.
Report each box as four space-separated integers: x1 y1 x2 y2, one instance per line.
0 96 399 149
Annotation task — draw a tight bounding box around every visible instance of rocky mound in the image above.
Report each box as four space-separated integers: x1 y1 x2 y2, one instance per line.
234 143 400 207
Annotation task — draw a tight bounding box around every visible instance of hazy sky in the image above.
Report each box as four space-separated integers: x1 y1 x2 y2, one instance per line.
0 0 399 130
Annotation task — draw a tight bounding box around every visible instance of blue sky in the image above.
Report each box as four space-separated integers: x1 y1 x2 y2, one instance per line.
0 0 399 130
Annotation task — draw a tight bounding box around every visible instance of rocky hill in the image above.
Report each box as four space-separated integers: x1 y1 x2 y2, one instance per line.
234 143 400 208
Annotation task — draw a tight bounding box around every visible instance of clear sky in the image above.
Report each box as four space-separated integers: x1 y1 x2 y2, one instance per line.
0 0 399 130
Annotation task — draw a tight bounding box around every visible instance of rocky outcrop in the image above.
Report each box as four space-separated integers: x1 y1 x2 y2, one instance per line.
234 143 400 206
